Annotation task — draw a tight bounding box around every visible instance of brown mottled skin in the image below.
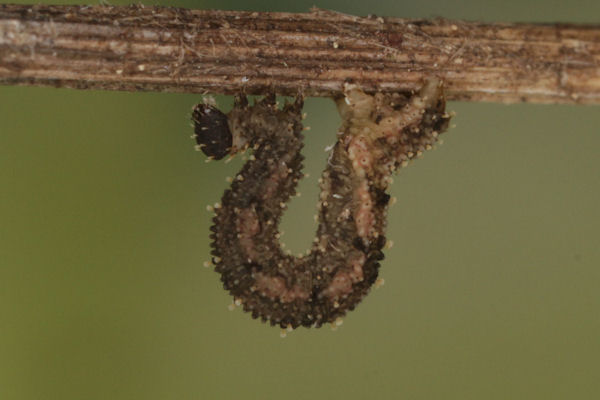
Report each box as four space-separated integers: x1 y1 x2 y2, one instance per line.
192 80 450 329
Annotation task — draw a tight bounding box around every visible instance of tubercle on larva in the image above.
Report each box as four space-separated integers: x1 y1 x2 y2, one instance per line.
192 80 451 330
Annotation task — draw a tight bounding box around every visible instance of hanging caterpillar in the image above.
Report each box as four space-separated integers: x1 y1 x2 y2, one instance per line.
192 79 450 330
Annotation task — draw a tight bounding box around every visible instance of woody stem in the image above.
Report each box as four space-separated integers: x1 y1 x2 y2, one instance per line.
1 4 600 104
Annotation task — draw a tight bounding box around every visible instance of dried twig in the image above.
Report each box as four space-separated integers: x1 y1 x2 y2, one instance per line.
1 4 599 104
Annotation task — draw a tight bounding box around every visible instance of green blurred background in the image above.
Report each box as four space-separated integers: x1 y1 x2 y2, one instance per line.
2 0 600 399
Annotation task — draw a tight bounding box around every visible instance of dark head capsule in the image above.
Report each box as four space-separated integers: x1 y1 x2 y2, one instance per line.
192 104 232 160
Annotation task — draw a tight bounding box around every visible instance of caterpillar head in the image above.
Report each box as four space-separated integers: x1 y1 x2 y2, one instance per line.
192 104 232 160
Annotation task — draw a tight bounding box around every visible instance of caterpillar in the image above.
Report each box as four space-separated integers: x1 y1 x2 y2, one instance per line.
192 79 450 330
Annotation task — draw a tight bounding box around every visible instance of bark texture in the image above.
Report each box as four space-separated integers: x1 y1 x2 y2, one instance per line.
1 4 600 104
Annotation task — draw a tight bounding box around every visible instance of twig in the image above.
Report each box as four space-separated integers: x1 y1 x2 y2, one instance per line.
1 4 599 104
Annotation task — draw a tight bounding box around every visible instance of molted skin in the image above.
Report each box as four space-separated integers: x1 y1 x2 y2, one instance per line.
193 80 450 329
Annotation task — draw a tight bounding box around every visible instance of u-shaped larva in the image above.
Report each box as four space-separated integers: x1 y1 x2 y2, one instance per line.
192 80 450 330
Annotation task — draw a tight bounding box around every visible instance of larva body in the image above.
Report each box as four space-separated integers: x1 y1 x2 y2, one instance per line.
193 80 450 329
